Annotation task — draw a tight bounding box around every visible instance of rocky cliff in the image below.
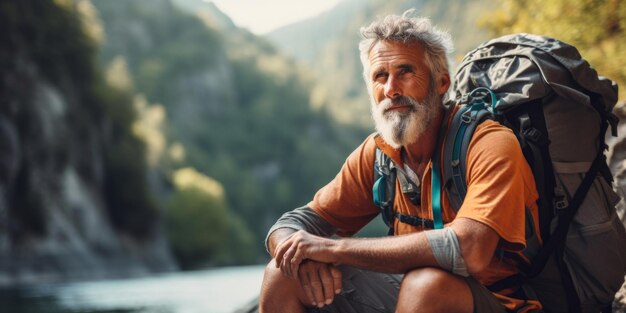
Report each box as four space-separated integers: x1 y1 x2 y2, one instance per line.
0 0 176 286
609 101 626 312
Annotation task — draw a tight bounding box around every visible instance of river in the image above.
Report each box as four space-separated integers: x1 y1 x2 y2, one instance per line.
0 265 264 313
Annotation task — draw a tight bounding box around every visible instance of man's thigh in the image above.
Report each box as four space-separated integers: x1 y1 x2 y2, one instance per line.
308 265 402 313
307 266 507 313
463 276 508 313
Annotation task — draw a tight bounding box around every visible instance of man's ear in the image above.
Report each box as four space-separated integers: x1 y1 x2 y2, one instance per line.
437 73 451 96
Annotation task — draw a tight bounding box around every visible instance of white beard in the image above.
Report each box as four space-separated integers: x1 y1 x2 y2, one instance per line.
371 91 441 149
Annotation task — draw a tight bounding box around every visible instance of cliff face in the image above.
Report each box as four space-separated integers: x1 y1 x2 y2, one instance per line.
609 102 626 220
0 1 176 285
608 102 626 312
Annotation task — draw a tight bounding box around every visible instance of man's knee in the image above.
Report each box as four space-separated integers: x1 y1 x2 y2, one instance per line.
261 259 291 295
397 267 474 313
262 259 281 283
259 259 307 313
400 267 453 295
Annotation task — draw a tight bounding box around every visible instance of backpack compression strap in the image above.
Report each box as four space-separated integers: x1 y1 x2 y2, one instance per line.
526 118 612 313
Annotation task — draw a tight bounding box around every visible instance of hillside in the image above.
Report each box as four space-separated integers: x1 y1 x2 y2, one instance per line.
92 0 369 264
266 0 494 126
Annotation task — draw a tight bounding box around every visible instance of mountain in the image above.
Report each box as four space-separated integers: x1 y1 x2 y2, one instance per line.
170 0 237 31
266 0 494 126
92 0 369 262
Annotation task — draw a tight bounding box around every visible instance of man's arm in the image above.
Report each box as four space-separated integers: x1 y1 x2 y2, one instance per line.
276 217 499 276
265 206 337 257
265 206 342 308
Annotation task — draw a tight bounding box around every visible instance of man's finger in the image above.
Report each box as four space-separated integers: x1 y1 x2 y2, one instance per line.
273 232 297 268
318 264 336 305
309 267 326 308
290 248 304 276
299 268 317 307
282 245 297 278
274 240 287 268
330 265 342 294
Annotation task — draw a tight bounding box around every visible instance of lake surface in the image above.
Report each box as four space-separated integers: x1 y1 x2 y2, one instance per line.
0 265 264 313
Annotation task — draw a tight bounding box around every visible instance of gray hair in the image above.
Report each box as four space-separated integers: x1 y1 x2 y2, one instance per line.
359 10 453 86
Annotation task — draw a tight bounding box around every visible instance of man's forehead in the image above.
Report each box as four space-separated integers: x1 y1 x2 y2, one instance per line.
368 40 427 67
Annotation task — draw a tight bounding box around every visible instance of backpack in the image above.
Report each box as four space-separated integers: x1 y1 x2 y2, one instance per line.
372 33 626 312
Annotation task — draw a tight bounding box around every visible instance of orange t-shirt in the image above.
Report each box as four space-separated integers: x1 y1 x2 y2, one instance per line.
308 119 541 311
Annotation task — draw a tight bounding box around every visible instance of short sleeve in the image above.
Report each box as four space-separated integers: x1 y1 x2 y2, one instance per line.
455 121 539 251
308 134 381 236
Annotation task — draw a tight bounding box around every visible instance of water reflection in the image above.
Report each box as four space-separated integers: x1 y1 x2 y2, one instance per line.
0 265 264 313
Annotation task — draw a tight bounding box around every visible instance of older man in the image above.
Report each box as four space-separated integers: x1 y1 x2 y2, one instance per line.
259 11 541 313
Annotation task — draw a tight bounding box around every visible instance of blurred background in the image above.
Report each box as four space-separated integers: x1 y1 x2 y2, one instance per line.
0 0 624 312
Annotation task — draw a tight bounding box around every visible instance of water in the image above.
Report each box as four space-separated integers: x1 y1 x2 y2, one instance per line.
0 265 264 313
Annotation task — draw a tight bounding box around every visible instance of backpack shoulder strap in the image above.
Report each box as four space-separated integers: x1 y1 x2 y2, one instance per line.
441 89 494 212
373 146 396 235
373 144 433 234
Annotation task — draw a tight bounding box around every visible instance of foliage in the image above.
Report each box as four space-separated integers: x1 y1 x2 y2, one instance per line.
94 81 159 238
93 0 367 263
92 0 222 109
166 186 227 268
482 0 626 99
165 168 254 268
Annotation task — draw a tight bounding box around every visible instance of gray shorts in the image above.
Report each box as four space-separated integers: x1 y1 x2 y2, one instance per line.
307 265 507 313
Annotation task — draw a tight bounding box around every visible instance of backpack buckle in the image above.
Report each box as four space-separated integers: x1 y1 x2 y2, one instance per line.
523 127 545 145
553 193 569 214
461 109 476 124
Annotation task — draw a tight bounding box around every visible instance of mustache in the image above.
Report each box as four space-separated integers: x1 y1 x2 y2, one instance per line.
378 96 420 111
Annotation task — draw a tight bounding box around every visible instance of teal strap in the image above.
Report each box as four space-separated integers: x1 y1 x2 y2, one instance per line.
431 100 486 230
430 106 455 230
373 176 385 208
431 162 444 229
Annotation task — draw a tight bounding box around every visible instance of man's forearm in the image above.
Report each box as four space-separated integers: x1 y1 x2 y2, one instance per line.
331 232 438 273
279 218 499 275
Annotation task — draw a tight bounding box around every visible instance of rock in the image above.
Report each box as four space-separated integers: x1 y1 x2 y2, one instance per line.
609 100 626 311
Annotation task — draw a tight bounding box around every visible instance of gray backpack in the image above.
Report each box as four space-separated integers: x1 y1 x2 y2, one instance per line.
448 33 626 312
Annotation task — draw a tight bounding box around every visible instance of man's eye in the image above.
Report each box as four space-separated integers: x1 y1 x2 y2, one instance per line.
374 73 387 82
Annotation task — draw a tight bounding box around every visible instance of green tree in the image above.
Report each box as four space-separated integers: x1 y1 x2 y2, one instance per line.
482 0 626 100
165 168 255 268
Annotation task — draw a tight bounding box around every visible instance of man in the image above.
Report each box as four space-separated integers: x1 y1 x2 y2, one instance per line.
259 11 541 313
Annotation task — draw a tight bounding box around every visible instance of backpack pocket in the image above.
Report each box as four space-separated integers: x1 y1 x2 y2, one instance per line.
556 172 626 310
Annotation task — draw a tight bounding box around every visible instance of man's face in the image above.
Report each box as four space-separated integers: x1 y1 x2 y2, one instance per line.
367 40 444 148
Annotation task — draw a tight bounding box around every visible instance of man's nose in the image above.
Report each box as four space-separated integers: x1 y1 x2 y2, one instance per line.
384 76 401 99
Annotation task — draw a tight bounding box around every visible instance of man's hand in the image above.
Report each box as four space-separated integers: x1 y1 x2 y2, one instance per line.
295 260 342 308
274 230 338 277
